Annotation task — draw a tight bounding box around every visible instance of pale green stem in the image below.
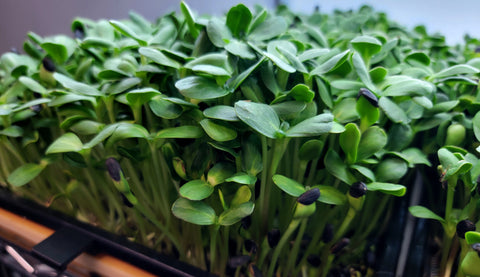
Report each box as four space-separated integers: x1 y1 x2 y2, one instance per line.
285 219 308 276
267 219 301 277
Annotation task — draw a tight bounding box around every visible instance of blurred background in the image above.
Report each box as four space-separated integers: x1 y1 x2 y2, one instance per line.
1 0 480 54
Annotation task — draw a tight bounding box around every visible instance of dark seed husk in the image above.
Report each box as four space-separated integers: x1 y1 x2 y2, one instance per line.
244 239 257 254
297 188 320 205
30 104 42 113
241 215 252 230
357 88 379 107
268 229 281 248
42 57 56 72
322 223 334 243
307 254 321 267
74 27 85 39
330 238 350 255
349 182 367 198
472 243 480 258
105 157 122 182
457 219 476 239
228 255 250 268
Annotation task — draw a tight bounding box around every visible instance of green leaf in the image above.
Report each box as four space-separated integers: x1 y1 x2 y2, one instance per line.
226 4 252 38
402 148 432 167
272 174 305 197
126 87 161 107
0 126 23 137
80 37 115 49
382 77 434 97
315 77 333 108
375 158 408 182
148 96 183 119
8 163 47 187
180 1 199 38
230 185 252 207
218 202 255 226
54 73 101 96
438 148 472 179
405 51 430 66
225 173 257 185
204 106 239 121
191 65 231 77
104 77 142 95
19 76 47 95
230 186 252 207
409 206 445 223
179 180 214 200
206 18 232 48
207 162 235 186
311 50 350 75
298 49 330 62
357 94 379 127
200 119 237 142
83 124 119 149
176 76 230 100
288 84 315 102
254 46 295 73
50 94 94 107
248 16 287 41
367 182 406 196
357 126 387 161
333 98 359 123
314 185 347 205
156 126 204 139
46 133 83 154
473 111 480 142
109 20 147 46
41 36 76 63
465 231 480 244
271 101 306 120
172 198 216 225
350 165 376 181
70 120 105 135
242 136 263 176
224 39 256 59
235 101 282 139
412 96 433 109
226 57 266 91
379 97 410 124
340 123 361 164
350 35 382 61
370 67 388 83
298 139 324 161
431 64 480 79
352 52 376 92
286 113 333 137
325 149 356 185
139 47 180 69
105 123 149 148
428 100 459 114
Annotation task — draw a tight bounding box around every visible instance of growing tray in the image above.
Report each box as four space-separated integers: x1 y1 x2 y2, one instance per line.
0 188 213 277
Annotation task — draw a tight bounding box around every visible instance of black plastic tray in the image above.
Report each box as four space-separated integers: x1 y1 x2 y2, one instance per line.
0 188 214 277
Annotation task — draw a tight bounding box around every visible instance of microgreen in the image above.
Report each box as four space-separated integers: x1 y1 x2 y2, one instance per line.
2 2 480 276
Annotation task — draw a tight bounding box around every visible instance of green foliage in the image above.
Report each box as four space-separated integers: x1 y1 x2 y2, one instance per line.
2 2 480 276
